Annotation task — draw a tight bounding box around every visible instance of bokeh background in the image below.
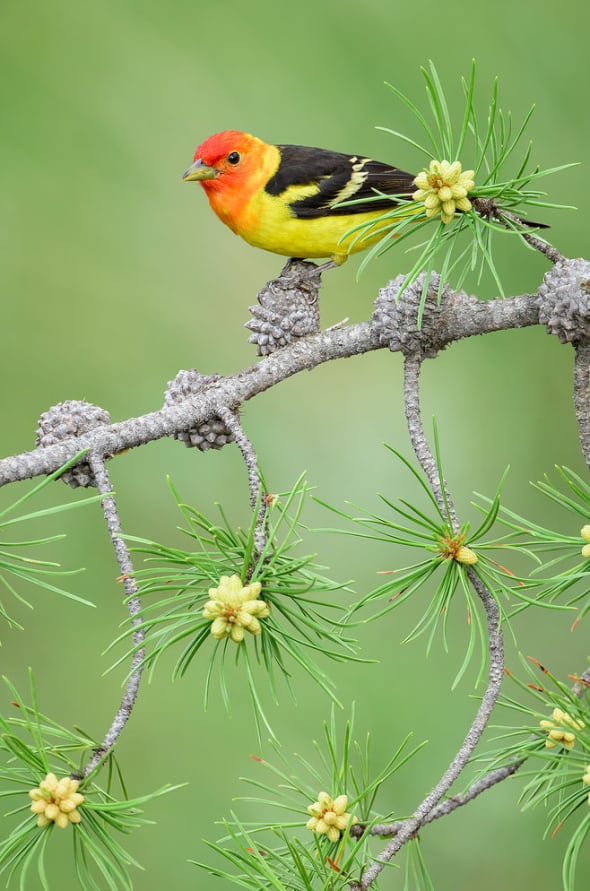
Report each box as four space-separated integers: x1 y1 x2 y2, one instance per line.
1 0 590 887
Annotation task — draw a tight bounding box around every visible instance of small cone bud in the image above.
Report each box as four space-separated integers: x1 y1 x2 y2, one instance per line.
456 545 478 565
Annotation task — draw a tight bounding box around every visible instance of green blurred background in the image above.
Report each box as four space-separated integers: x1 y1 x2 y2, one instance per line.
1 0 589 887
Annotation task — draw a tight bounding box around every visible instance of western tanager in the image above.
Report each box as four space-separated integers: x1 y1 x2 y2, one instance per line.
182 130 419 265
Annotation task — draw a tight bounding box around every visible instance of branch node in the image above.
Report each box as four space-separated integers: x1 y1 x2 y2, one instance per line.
537 257 590 344
245 259 321 355
572 666 590 698
164 369 238 450
372 272 452 358
35 400 111 487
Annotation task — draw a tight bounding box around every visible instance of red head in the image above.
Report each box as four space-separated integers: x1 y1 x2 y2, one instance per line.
182 130 280 231
193 130 252 171
182 130 273 191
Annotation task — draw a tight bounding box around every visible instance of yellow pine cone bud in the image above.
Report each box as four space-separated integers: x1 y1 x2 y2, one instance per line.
455 545 478 565
581 525 590 542
539 708 585 749
306 791 358 843
413 159 475 225
203 574 269 643
582 543 590 559
29 773 84 828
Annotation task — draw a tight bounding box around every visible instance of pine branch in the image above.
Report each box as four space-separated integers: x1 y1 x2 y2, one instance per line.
0 283 551 488
11 251 590 494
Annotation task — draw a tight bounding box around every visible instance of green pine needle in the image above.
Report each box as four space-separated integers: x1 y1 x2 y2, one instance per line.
344 60 576 301
476 658 590 891
316 444 533 688
193 709 426 889
0 673 182 890
0 452 99 634
107 475 363 742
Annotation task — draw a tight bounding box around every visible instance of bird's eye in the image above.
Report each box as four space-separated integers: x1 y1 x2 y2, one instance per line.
227 151 241 165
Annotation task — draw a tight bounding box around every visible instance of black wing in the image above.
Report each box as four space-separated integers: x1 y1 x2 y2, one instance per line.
266 144 416 219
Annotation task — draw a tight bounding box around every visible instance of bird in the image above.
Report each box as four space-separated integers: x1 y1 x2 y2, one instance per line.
182 130 419 266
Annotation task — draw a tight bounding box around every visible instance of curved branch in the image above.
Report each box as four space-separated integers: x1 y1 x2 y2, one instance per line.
351 354 505 890
403 354 458 525
81 453 145 776
215 404 268 554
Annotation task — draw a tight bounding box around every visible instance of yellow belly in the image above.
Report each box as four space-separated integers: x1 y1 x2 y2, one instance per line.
212 184 401 264
239 206 396 263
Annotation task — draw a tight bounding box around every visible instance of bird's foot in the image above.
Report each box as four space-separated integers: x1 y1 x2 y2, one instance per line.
275 259 323 295
313 259 338 273
281 257 337 277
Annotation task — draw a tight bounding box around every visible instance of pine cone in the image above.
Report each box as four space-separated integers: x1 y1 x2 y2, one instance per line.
537 258 590 344
372 272 451 357
35 400 110 488
245 260 321 355
164 369 237 450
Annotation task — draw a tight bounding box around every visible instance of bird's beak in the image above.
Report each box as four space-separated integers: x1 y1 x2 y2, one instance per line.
182 158 219 182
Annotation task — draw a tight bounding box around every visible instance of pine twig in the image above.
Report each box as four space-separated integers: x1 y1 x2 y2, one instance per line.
215 404 268 554
350 354 505 890
352 760 523 839
573 339 590 470
82 452 145 776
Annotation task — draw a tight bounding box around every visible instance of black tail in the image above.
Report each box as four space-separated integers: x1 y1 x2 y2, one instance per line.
471 198 549 230
519 217 549 230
